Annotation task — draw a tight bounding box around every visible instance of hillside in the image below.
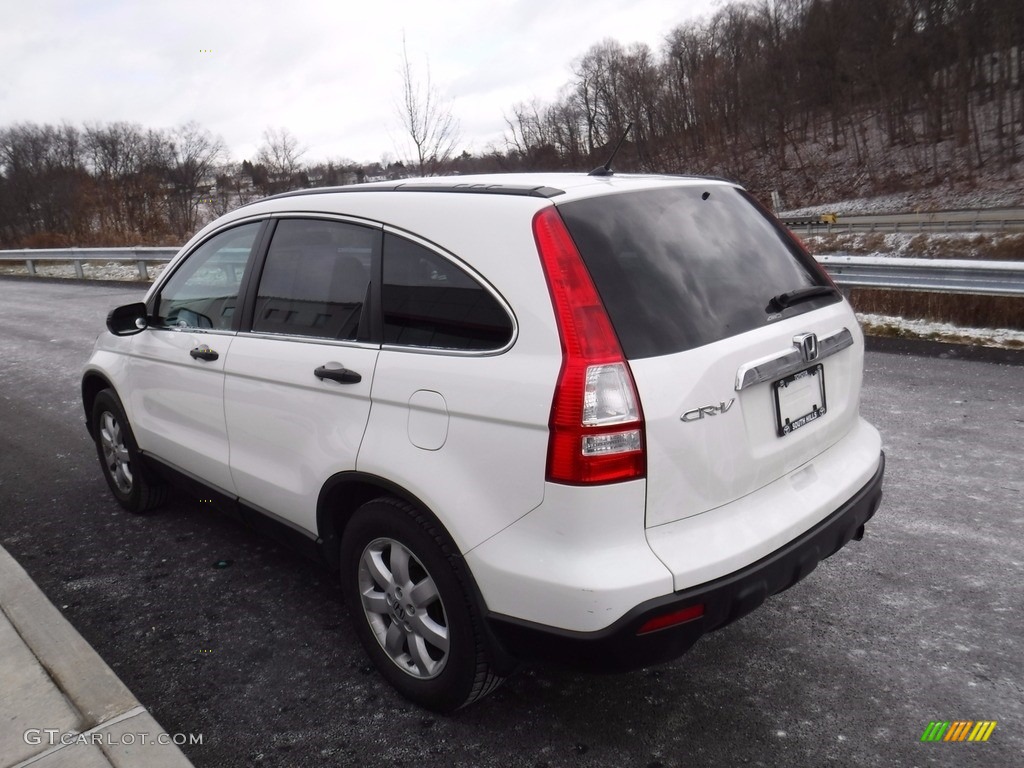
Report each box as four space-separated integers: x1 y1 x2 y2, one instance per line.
765 102 1024 215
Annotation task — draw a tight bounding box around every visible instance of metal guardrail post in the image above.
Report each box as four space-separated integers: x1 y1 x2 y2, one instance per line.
74 260 85 278
25 260 36 275
137 261 149 280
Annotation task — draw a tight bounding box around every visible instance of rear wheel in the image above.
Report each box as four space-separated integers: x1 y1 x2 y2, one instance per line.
340 497 503 711
91 389 166 513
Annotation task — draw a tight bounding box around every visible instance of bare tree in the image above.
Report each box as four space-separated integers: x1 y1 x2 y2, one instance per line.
256 127 306 192
0 122 93 245
396 36 461 176
210 164 245 218
166 122 225 236
503 98 555 165
83 122 170 242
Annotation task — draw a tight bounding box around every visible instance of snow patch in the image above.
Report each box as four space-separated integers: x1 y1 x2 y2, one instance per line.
857 313 1024 349
0 261 166 282
783 187 1024 216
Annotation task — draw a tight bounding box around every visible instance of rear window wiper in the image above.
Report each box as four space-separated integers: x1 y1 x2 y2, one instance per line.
767 285 838 313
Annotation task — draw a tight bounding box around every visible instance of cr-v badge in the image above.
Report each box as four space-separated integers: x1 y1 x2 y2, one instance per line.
681 399 735 422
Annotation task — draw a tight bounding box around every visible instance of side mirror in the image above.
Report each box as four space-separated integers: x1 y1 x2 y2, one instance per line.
106 302 149 336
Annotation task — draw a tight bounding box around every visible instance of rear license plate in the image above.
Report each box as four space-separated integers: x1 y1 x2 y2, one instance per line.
773 364 826 437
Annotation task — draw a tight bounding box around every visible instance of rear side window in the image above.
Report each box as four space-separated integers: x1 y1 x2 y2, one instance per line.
557 186 838 359
253 219 378 341
382 234 513 351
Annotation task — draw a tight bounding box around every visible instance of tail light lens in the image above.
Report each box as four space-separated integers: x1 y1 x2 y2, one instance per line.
533 207 645 485
584 363 638 425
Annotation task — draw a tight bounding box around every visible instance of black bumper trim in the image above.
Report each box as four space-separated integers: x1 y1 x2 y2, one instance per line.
486 452 885 672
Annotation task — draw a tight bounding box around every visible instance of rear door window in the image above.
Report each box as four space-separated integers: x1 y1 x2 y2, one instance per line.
253 218 379 341
557 185 838 359
382 233 514 351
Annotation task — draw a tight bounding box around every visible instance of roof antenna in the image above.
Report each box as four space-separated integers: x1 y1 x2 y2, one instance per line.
588 122 633 177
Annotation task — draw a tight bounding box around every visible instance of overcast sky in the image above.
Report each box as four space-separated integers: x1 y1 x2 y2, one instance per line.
2 0 724 166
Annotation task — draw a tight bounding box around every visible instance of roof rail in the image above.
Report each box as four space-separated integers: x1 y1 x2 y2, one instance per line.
261 182 566 203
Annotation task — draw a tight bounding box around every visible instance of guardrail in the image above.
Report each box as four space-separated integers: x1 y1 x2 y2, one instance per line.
0 247 179 280
817 255 1024 297
1 248 1023 297
781 208 1024 234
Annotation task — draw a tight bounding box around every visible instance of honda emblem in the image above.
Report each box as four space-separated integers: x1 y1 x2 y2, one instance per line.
793 332 818 362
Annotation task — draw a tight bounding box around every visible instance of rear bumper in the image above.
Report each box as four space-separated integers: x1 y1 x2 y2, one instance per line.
486 451 884 671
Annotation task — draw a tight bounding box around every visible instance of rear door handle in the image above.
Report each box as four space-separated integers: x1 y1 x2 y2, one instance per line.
190 345 218 361
314 364 362 384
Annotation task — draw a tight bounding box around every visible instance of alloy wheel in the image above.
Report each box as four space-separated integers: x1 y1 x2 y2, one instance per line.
99 410 133 495
357 537 450 679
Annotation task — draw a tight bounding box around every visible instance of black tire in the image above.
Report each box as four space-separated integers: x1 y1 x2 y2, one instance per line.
340 497 503 712
91 389 167 514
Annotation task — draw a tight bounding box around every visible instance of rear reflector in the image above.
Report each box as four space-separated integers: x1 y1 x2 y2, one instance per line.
636 604 706 635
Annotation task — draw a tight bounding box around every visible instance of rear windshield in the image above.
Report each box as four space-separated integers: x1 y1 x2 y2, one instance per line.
557 185 838 359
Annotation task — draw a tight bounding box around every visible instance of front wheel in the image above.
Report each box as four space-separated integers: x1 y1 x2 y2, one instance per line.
91 389 166 514
340 497 503 711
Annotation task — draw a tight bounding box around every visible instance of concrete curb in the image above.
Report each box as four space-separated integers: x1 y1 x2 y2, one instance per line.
0 546 195 768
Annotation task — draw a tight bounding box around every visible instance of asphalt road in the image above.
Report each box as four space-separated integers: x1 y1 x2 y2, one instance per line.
1 277 1021 768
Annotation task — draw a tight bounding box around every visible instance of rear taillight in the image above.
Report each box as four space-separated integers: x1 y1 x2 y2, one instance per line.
533 207 645 485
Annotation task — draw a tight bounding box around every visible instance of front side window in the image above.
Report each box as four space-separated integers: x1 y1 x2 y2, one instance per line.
156 222 261 330
382 234 514 351
253 219 379 341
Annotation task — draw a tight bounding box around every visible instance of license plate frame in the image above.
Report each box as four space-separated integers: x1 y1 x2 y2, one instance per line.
773 364 826 437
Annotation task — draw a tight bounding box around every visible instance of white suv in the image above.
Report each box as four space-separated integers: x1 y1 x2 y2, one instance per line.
82 173 884 711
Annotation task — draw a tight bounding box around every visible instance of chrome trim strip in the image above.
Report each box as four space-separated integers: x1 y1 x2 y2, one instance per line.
269 211 384 229
735 327 854 391
147 326 238 338
380 342 511 358
235 331 380 351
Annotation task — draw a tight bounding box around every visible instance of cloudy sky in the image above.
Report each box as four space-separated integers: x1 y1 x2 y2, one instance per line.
2 0 723 166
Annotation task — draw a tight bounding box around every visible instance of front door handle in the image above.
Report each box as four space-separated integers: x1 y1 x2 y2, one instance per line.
314 364 362 384
190 345 218 361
